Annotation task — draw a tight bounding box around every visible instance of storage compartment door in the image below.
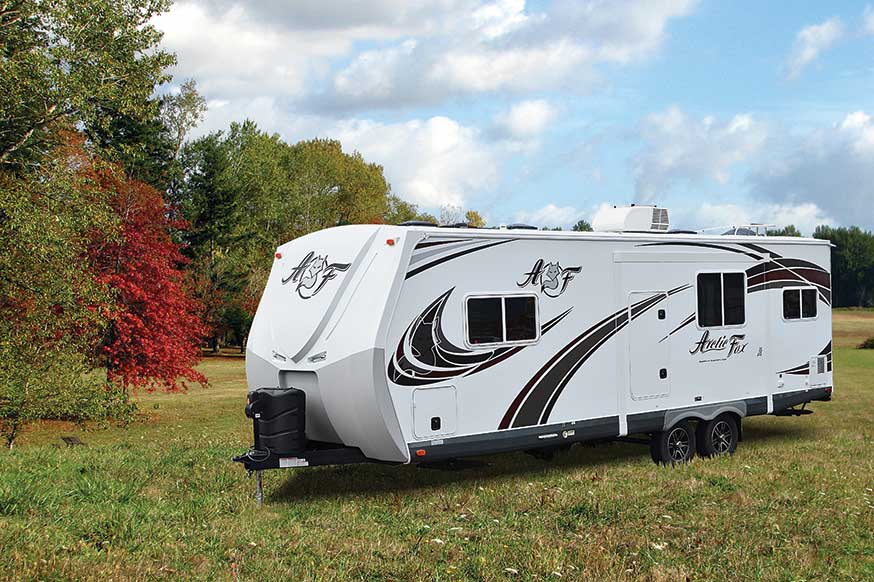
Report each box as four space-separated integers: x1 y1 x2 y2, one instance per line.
412 386 457 439
628 291 671 400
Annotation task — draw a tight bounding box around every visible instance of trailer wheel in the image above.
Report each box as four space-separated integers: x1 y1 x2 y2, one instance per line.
696 414 739 457
650 420 696 465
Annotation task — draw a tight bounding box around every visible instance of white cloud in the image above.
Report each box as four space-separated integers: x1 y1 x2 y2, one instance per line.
326 0 695 110
327 116 498 208
493 99 559 140
748 111 874 229
862 5 874 35
514 203 585 228
153 2 349 99
785 17 844 80
472 0 537 40
633 107 767 201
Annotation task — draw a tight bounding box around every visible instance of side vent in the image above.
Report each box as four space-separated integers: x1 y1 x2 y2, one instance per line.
651 208 670 231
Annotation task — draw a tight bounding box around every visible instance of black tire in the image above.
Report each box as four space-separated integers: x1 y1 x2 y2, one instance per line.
696 414 739 457
650 420 697 465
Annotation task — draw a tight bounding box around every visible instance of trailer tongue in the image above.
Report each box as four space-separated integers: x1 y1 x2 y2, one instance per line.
232 386 373 471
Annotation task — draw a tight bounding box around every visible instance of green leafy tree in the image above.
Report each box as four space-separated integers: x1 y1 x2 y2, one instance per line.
161 79 207 157
383 194 436 224
87 102 178 190
768 225 801 237
572 219 593 232
0 0 175 169
465 210 486 228
814 225 874 308
173 131 244 351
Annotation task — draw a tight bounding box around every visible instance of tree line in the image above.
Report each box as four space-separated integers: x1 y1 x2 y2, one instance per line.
1 1 872 447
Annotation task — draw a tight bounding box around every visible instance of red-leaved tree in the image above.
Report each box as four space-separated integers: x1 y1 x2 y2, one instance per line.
88 163 207 391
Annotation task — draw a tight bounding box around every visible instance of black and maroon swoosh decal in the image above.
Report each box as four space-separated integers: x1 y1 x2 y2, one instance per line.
406 239 514 279
387 288 571 387
746 259 831 305
499 284 692 429
659 312 696 343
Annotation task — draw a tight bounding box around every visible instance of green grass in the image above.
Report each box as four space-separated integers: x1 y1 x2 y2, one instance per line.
1 315 873 580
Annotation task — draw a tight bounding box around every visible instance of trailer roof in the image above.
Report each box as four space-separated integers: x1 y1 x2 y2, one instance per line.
388 225 831 246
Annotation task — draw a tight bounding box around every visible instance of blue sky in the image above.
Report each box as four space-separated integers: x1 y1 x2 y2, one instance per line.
155 1 874 232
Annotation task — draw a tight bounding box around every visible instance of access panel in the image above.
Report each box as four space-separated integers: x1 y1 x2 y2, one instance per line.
628 291 671 400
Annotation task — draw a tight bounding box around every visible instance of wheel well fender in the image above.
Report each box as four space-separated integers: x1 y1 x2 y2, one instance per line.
662 402 746 432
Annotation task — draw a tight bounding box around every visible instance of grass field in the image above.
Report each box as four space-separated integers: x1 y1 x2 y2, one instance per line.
1 313 872 581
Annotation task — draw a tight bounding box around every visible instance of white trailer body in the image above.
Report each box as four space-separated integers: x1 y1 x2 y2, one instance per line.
242 215 832 468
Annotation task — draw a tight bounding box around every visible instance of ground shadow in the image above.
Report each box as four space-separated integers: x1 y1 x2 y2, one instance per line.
266 419 818 503
268 441 648 503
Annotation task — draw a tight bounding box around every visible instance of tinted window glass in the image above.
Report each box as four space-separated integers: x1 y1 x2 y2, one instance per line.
697 273 723 327
783 289 801 320
467 298 503 344
722 273 746 325
505 296 537 341
802 288 817 319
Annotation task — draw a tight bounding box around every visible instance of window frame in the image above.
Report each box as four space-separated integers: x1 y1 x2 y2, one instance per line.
781 286 819 322
695 270 748 330
463 292 540 348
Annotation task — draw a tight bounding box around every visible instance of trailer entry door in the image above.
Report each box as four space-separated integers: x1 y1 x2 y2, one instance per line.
628 291 671 400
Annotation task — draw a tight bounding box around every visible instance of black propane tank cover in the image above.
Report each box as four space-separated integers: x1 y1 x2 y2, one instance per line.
248 387 306 456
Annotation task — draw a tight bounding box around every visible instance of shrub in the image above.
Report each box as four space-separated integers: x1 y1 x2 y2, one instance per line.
859 337 874 349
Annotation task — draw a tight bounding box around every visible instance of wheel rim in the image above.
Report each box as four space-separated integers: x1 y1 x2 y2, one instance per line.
667 427 690 462
710 420 733 454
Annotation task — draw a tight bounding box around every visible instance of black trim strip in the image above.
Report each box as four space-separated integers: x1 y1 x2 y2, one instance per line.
626 411 664 434
773 387 832 412
410 391 792 462
747 396 768 416
410 416 620 462
406 240 513 279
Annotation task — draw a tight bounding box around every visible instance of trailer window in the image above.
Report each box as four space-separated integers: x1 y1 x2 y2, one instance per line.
505 296 537 341
697 272 745 328
467 298 504 344
783 288 817 320
466 295 538 346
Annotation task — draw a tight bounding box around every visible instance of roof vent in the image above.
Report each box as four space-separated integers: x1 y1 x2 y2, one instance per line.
592 205 671 233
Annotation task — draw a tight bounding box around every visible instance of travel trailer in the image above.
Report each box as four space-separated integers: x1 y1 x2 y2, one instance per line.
234 205 833 484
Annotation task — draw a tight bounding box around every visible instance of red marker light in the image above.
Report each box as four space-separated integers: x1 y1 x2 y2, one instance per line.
386 238 395 246
415 449 426 457
275 252 282 259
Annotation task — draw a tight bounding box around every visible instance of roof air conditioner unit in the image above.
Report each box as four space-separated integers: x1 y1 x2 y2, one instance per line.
592 205 670 233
